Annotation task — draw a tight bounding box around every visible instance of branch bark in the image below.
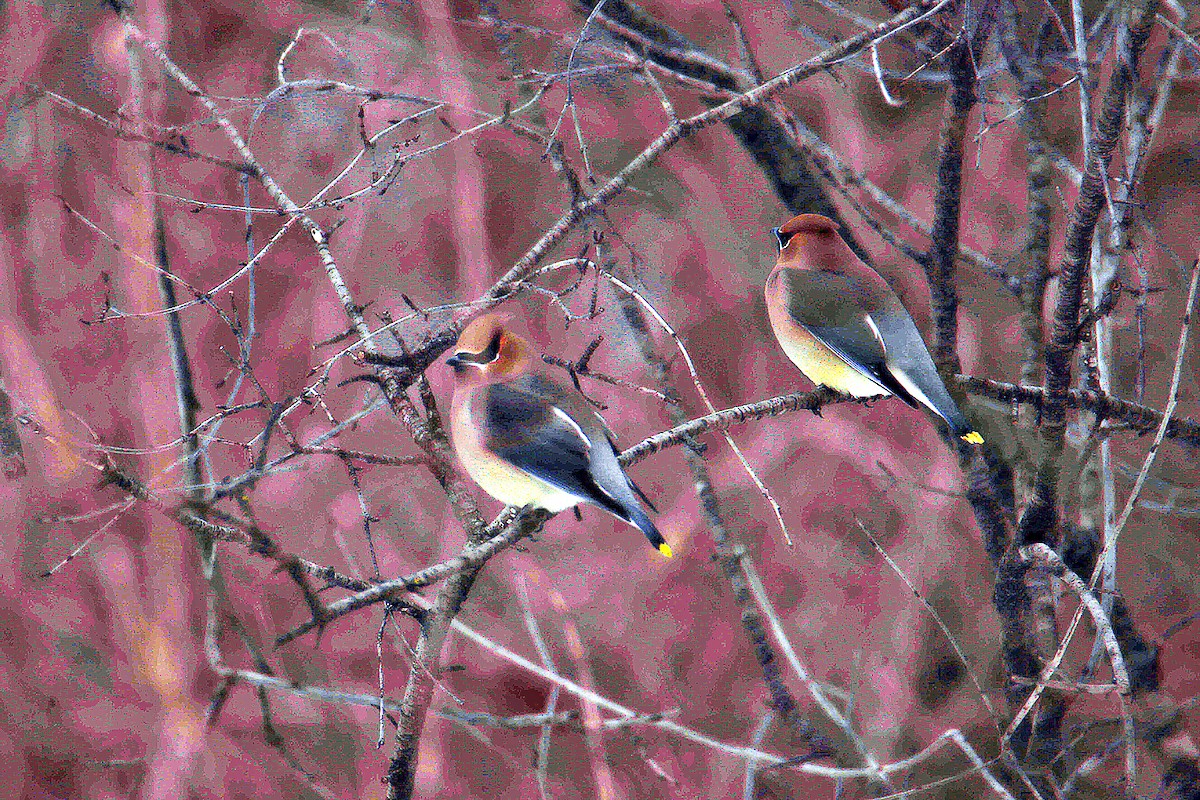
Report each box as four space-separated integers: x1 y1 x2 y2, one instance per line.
923 37 976 376
1019 0 1160 548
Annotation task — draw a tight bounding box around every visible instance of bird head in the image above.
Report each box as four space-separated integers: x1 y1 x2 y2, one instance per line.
770 214 851 277
772 213 841 255
446 312 535 384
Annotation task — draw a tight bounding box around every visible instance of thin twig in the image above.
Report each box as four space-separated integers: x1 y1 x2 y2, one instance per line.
437 597 1010 790
615 282 829 758
854 518 1001 730
743 712 775 800
739 550 888 783
545 0 609 183
516 575 560 800
603 271 794 547
1071 0 1094 162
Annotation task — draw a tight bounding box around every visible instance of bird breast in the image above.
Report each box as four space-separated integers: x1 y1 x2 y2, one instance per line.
765 287 892 398
451 389 581 513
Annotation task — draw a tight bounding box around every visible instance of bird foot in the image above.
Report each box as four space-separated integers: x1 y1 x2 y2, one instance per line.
809 389 826 417
854 393 887 408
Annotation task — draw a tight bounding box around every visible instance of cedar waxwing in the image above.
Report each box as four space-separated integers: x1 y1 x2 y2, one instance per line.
446 314 672 557
765 214 983 444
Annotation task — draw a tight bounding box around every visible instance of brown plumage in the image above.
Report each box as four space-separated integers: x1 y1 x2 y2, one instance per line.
446 313 671 556
765 214 983 444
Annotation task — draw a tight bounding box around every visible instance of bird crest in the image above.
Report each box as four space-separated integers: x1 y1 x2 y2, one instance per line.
774 214 841 253
780 214 840 236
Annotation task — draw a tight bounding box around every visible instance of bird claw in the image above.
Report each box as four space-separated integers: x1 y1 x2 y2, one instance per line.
810 385 830 416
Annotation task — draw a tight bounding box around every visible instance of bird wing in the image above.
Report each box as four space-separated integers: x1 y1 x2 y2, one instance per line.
483 381 629 520
866 309 973 433
777 268 915 404
603 430 659 513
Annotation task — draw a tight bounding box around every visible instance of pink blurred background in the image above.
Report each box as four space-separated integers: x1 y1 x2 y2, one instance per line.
2 0 1198 797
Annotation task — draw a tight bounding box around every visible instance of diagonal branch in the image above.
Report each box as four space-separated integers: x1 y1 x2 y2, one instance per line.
615 290 843 768
487 0 951 302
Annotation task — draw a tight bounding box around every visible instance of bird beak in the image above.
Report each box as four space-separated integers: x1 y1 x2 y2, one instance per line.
771 227 788 252
446 354 466 370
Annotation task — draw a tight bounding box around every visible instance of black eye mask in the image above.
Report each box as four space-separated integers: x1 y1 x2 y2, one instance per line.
479 331 502 363
772 227 794 251
447 331 503 369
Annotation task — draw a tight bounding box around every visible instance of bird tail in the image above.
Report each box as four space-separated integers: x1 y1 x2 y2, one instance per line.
626 505 672 558
936 401 983 444
888 367 983 444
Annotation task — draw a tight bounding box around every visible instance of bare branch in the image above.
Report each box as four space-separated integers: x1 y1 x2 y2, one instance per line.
923 36 977 376
956 376 1200 449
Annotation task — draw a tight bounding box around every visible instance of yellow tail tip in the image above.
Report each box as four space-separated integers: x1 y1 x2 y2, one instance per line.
657 543 673 558
961 431 984 444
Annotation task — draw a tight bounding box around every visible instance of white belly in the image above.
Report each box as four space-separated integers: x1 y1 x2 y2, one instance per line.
769 314 890 398
451 397 581 513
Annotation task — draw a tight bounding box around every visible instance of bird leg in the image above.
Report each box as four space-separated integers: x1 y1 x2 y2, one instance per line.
810 388 827 417
853 393 889 409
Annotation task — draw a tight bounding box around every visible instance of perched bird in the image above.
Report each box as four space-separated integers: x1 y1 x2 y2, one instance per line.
446 313 672 556
765 214 983 444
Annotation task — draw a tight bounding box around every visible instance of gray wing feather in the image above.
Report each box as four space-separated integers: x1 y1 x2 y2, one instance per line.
484 382 630 519
780 269 894 393
485 377 667 550
867 311 970 431
780 268 971 434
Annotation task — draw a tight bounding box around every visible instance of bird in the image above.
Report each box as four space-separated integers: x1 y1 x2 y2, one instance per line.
445 313 672 557
764 213 983 444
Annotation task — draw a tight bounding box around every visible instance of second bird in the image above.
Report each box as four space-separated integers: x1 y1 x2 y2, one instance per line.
446 313 672 557
765 214 983 444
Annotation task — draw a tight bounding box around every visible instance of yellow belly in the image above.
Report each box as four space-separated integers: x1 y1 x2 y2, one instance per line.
451 396 580 513
768 309 888 398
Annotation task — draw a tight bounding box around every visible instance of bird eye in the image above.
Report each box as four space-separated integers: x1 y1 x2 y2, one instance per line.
773 227 793 252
